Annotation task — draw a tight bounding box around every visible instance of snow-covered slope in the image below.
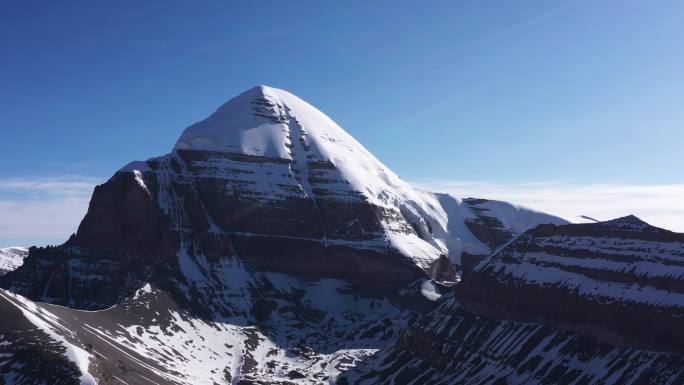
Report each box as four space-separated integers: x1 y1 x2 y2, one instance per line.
0 247 27 275
171 85 446 269
130 85 565 272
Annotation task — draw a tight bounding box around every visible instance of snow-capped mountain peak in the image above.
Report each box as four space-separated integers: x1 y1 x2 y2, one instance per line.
113 87 570 281
174 84 366 164
174 84 410 206
167 86 567 271
175 85 305 157
6 86 568 308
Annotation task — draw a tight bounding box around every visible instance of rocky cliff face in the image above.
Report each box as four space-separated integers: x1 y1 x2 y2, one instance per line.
458 215 684 353
1 86 562 311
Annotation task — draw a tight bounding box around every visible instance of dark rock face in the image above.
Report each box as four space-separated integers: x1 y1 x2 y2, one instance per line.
458 216 684 353
0 169 177 308
459 251 488 278
2 246 148 309
153 146 424 287
1 171 181 309
459 197 559 277
429 255 457 282
72 171 178 255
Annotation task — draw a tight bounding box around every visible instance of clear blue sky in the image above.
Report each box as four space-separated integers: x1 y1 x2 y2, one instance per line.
2 1 684 246
2 0 682 183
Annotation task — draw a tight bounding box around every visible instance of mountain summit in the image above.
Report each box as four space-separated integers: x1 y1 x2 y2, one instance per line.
2 86 565 311
175 85 366 160
106 85 566 292
3 86 622 385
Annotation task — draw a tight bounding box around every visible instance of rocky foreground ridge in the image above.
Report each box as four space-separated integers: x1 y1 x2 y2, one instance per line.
0 86 681 384
458 215 684 353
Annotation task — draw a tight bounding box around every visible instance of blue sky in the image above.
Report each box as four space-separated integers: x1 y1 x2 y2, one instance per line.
1 1 683 246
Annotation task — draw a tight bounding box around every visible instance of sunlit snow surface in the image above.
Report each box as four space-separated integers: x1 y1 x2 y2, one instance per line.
126 85 565 269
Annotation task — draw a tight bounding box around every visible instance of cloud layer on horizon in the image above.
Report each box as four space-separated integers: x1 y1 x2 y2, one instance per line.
1 176 683 247
0 176 99 247
415 180 684 233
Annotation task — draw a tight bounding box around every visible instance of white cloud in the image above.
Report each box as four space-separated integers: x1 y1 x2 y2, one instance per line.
0 176 99 197
0 176 100 247
414 180 684 233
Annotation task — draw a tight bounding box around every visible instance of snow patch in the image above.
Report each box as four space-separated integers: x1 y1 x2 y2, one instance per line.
132 170 150 196
421 280 442 301
0 247 28 273
132 283 152 300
